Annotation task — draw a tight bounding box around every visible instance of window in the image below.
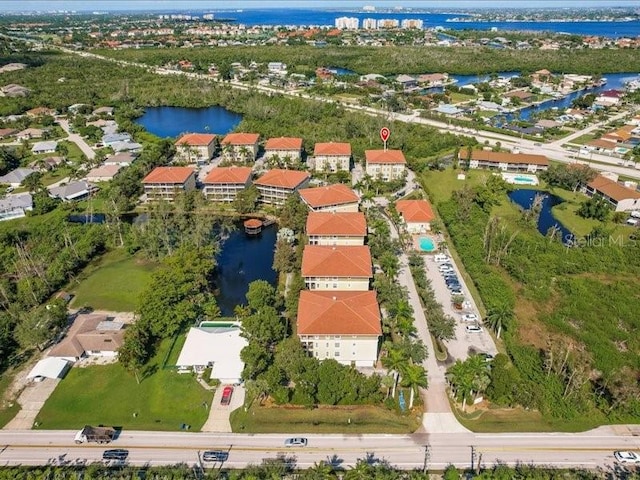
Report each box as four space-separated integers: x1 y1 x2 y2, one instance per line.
334 342 340 348
335 351 340 357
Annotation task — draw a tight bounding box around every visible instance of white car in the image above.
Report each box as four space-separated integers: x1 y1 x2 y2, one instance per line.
284 437 307 447
465 324 482 333
434 254 449 263
438 264 454 272
461 313 479 322
614 451 640 463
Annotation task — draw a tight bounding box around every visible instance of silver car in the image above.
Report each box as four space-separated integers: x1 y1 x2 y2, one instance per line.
284 437 308 447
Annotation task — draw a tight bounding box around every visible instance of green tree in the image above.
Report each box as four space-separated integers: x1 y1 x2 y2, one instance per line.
382 342 408 398
484 303 514 339
401 363 428 409
245 280 277 312
21 171 44 193
233 185 259 214
577 195 610 221
118 325 150 384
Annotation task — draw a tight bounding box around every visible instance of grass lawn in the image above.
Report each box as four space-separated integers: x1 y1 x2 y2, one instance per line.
230 403 421 434
420 168 491 204
448 92 476 104
70 249 158 311
567 134 596 145
452 404 602 433
0 371 21 428
35 339 213 431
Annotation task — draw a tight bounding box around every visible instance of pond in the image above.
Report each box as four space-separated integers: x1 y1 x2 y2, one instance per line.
213 224 277 316
135 106 243 139
508 189 574 245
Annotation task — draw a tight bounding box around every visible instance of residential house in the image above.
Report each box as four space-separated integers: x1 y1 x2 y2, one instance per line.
203 166 253 202
220 133 260 163
395 74 417 91
301 245 372 291
306 211 366 246
416 73 448 87
111 140 142 153
85 164 122 182
0 128 17 139
434 104 463 116
264 137 303 162
602 125 635 144
462 150 549 173
49 180 95 201
299 183 359 212
0 193 33 222
31 140 58 155
504 90 533 103
16 128 44 140
29 156 64 171
102 132 132 147
143 166 196 201
92 106 114 116
313 142 351 173
595 90 623 107
254 168 310 205
104 152 137 167
48 314 125 362
395 199 436 234
0 168 36 187
586 139 618 154
297 290 381 367
365 150 407 181
584 174 640 212
174 133 217 164
26 107 56 118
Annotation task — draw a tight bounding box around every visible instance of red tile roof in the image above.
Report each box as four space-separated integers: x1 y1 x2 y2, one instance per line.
365 149 407 164
299 184 359 209
204 166 252 184
175 133 217 146
297 290 381 336
306 211 367 236
254 169 310 189
143 166 195 184
587 175 640 202
314 142 351 156
301 245 372 278
468 150 549 166
265 137 303 150
221 133 260 145
396 199 436 223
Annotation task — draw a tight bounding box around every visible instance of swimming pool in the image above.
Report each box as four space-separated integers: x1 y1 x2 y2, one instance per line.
513 176 536 184
419 237 436 252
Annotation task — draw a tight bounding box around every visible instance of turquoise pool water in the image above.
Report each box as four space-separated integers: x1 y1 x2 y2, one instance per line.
514 176 536 184
419 237 436 252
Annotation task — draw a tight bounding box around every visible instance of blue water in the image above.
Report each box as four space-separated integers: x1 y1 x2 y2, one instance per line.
508 189 574 244
419 237 436 252
135 106 242 138
513 176 537 184
195 9 640 38
214 225 277 316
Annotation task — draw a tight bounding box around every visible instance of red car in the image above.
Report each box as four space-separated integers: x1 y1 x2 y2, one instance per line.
221 386 234 406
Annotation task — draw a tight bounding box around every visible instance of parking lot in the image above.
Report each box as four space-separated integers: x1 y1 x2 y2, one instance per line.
423 254 497 363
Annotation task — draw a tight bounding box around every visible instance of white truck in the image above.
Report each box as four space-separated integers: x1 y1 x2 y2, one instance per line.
74 425 116 444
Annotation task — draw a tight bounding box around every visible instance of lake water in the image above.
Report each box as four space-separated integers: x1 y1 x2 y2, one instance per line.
213 224 277 316
135 106 243 139
508 189 574 244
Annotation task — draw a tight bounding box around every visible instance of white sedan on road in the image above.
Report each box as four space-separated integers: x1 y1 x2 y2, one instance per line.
465 324 483 333
461 313 479 322
614 451 640 463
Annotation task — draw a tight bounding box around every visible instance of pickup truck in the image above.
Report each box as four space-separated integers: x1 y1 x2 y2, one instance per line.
74 425 117 444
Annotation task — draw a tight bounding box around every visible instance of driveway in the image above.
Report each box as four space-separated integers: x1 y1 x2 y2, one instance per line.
56 118 96 160
4 379 60 430
200 385 245 433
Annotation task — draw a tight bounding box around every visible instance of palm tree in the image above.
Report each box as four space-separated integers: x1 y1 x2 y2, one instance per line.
397 337 427 365
387 298 414 339
446 360 474 411
466 354 491 402
381 374 395 400
301 461 336 480
21 171 43 193
381 342 407 399
401 363 428 409
484 303 514 338
344 459 374 480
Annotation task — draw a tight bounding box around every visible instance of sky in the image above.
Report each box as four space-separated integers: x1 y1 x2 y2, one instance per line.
1 0 640 12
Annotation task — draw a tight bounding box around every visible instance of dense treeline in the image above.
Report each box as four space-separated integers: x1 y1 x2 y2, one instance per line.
96 44 640 75
437 180 640 421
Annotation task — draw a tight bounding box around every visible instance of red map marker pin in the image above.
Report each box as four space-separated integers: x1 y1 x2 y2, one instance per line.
380 127 391 143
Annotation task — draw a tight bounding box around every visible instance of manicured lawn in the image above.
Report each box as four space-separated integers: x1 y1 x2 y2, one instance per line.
230 403 421 434
70 250 158 311
420 168 491 204
452 404 602 433
567 134 596 146
35 339 213 431
448 92 476 104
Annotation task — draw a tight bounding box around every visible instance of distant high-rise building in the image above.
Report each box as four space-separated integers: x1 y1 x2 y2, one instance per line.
363 5 376 11
377 19 399 29
362 18 377 30
335 17 359 30
401 19 423 29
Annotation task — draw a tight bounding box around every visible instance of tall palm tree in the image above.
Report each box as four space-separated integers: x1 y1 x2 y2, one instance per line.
446 360 474 411
381 342 408 399
484 303 514 338
466 354 491 401
344 459 374 480
301 461 336 480
401 363 428 409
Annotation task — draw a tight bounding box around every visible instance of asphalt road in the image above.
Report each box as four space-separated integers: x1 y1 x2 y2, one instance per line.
1 429 639 471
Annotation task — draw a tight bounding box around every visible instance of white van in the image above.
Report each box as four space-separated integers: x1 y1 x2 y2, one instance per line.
627 218 639 226
434 254 449 263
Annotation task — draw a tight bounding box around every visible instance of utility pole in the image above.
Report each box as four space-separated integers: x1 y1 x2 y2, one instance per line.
422 444 431 474
470 445 476 472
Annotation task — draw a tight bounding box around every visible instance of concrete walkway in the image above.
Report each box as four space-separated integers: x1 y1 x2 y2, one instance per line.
4 379 60 430
200 385 245 433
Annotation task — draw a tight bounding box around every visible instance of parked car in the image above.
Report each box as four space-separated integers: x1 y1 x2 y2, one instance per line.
447 284 462 291
461 314 479 322
203 450 229 462
438 264 454 272
434 254 449 263
450 288 464 295
614 451 640 463
285 437 308 447
478 353 494 362
462 300 473 310
465 324 482 333
102 449 128 461
220 386 234 406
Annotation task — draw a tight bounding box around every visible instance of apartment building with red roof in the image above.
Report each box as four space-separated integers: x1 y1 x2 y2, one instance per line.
142 166 196 201
395 199 436 234
585 174 640 212
203 166 253 202
301 245 372 291
298 183 359 212
313 142 351 173
264 137 303 162
297 290 381 367
306 211 367 246
253 168 310 205
365 149 407 181
220 133 260 163
462 149 549 173
174 133 217 164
